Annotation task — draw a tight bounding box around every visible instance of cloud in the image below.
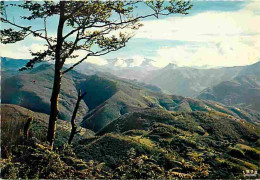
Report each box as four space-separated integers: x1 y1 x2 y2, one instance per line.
85 56 108 65
136 2 260 42
245 1 260 13
137 1 260 67
129 55 145 67
0 43 31 59
0 41 47 59
113 58 128 67
153 38 260 68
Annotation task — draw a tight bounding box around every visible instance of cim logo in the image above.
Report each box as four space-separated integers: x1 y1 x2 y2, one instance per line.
243 170 258 177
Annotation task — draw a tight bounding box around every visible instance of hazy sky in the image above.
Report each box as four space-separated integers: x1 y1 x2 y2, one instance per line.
1 1 260 68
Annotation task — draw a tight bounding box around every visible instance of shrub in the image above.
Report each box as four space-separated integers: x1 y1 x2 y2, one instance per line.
245 149 260 161
228 148 245 158
1 144 77 179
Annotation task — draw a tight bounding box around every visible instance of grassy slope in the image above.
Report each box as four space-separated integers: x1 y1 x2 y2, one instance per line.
97 108 260 141
93 108 260 178
1 104 260 179
1 104 94 149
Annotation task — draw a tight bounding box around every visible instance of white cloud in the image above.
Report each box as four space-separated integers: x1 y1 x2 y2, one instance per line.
0 41 47 59
85 56 108 65
129 55 145 67
153 37 260 68
113 58 127 67
137 1 260 67
0 43 31 59
245 1 260 12
136 2 260 42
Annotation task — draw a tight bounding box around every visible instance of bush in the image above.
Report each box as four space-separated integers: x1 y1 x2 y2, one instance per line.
228 148 245 158
245 149 260 161
1 144 77 179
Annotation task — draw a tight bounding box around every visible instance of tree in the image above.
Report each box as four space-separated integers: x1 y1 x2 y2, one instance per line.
68 89 86 145
0 1 192 149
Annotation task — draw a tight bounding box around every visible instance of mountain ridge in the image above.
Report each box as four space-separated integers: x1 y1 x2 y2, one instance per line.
2 57 260 133
198 61 260 112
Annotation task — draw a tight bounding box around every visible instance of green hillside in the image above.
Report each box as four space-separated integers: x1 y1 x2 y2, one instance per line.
1 105 260 179
1 57 29 71
1 63 164 128
94 108 260 178
2 104 259 179
1 64 89 122
98 108 260 141
1 104 94 149
82 79 260 132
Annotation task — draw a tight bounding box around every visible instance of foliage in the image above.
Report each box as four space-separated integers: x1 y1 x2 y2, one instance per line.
1 104 94 155
1 96 260 179
0 144 76 179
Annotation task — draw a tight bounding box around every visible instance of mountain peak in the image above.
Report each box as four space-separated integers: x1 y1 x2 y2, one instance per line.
163 63 178 70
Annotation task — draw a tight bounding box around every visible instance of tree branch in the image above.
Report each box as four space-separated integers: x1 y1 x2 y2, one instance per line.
44 17 54 51
62 53 91 74
1 17 52 43
62 42 126 74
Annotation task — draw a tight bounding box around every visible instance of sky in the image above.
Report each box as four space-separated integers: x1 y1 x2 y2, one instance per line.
1 0 260 68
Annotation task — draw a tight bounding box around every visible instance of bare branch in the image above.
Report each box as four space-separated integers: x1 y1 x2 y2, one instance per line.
90 13 154 28
62 53 91 74
63 20 97 40
44 17 54 51
80 92 87 99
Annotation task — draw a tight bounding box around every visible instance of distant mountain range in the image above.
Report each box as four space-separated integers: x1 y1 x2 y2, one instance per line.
1 57 260 132
69 58 260 113
72 57 158 81
198 61 260 112
1 57 29 71
71 58 260 96
143 63 244 96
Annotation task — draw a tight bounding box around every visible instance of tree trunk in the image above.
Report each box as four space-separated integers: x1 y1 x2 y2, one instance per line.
24 117 33 140
68 89 86 144
46 1 65 149
68 126 77 145
47 69 62 148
